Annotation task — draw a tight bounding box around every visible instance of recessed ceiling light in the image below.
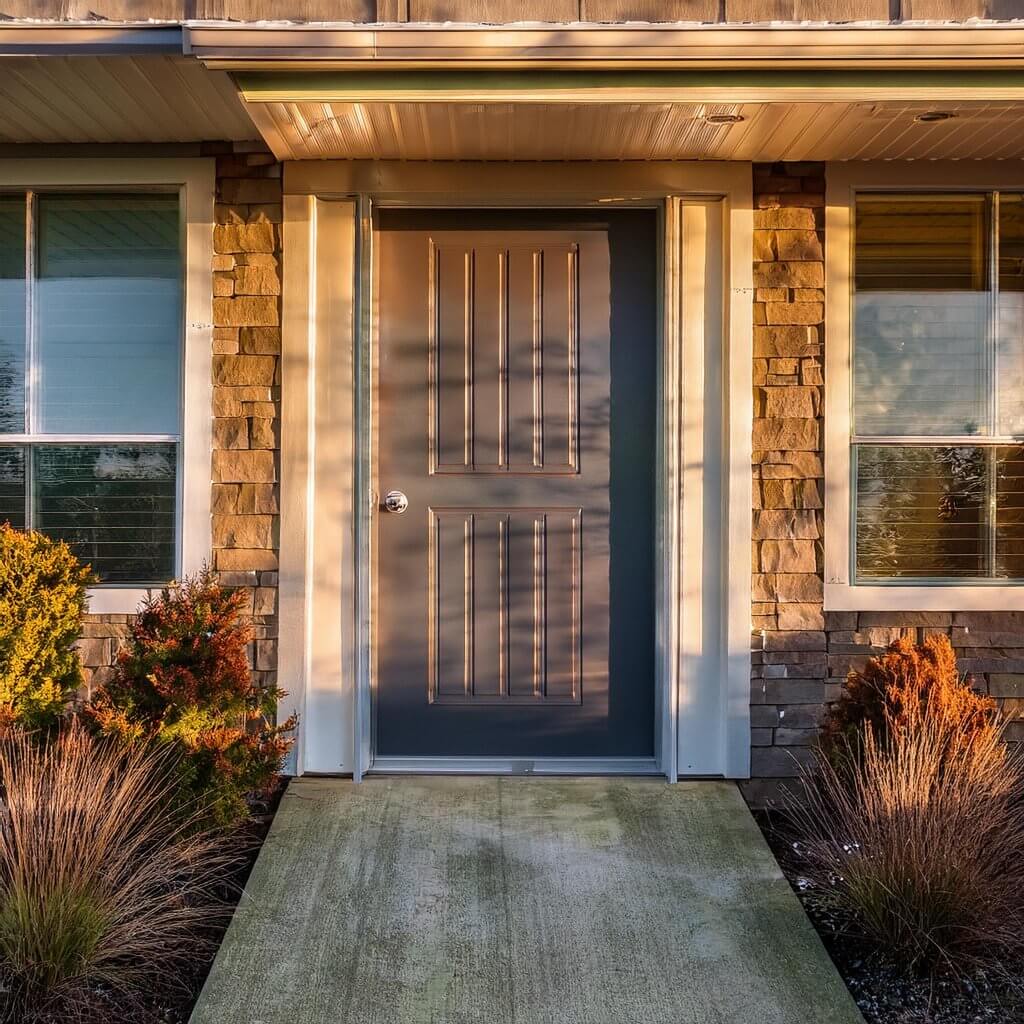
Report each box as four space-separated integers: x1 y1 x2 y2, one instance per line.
915 110 956 123
705 113 745 125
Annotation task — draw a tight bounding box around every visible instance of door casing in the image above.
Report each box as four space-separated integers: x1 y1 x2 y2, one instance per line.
277 161 754 783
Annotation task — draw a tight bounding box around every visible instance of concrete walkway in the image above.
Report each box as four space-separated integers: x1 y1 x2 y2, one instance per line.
192 777 862 1024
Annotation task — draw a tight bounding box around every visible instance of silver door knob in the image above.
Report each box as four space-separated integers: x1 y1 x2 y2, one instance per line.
383 490 409 514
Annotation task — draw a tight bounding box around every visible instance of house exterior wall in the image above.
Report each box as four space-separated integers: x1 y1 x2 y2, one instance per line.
72 152 1024 795
742 161 1024 807
79 144 283 699
0 0 1012 22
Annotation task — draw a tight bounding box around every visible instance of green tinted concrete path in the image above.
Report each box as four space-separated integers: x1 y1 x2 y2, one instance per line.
191 777 863 1024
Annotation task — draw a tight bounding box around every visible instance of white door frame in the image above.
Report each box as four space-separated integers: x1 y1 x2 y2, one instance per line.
278 161 753 782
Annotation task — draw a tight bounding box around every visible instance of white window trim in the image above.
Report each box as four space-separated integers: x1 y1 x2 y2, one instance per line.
0 159 214 615
825 161 1024 612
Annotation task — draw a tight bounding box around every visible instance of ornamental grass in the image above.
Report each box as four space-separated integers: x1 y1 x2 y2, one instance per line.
786 634 1024 980
0 723 237 1023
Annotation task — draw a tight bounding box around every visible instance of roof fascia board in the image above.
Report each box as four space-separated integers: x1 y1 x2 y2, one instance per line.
0 23 182 56
186 23 1024 71
235 68 1024 104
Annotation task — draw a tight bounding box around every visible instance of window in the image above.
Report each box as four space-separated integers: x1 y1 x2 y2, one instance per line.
826 167 1024 610
0 192 181 584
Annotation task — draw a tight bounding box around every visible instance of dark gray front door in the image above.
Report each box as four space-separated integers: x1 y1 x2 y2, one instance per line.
376 209 655 759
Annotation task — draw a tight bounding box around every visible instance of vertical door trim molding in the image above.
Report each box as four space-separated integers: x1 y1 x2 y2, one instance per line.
280 161 752 780
279 194 358 774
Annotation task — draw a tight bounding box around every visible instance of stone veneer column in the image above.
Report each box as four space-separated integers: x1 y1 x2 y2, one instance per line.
742 162 1024 807
743 162 828 806
80 144 282 695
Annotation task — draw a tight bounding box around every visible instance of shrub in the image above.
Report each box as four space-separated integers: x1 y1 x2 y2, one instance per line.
0 722 236 1022
820 634 996 774
0 524 93 732
787 635 1024 979
87 568 295 827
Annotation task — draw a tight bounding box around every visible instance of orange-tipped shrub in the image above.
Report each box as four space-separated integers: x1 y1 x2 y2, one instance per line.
87 568 295 827
820 634 997 774
787 635 1024 978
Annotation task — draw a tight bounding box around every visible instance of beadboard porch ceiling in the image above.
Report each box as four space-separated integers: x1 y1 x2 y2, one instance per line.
240 97 1024 161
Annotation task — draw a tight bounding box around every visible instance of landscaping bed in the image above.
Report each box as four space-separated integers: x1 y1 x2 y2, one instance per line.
757 808 1024 1024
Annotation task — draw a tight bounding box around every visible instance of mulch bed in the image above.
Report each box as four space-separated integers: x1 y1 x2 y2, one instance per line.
754 809 1024 1024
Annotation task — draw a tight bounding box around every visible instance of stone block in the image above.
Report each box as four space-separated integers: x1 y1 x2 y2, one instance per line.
800 358 823 385
762 385 818 419
753 417 820 452
774 230 823 261
240 327 282 354
857 611 951 628
254 587 277 617
213 417 248 450
213 450 276 484
213 272 234 297
213 354 277 386
753 325 819 358
953 611 1024 632
75 637 110 668
249 417 278 450
753 261 824 289
751 728 774 746
761 539 817 573
988 674 1024 698
215 548 279 572
757 451 823 479
765 302 824 326
212 514 276 549
753 207 818 230
751 704 780 728
213 296 280 328
754 573 823 603
778 603 825 631
214 222 275 254
255 638 278 672
234 483 280 515
235 265 282 296
774 728 818 746
765 678 827 703
764 631 827 652
752 510 818 540
777 704 826 728
750 745 814 778
213 387 244 417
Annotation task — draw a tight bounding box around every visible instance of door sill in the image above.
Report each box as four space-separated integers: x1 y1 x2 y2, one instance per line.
368 756 661 776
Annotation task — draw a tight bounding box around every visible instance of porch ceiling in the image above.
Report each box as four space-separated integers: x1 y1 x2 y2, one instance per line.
0 55 256 144
243 97 1024 161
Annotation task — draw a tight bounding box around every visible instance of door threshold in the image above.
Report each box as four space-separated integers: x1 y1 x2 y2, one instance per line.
368 756 661 776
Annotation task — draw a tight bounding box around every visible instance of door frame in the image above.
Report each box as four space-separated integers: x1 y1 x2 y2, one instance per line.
278 161 753 782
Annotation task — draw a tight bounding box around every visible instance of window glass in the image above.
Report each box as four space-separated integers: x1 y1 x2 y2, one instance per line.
36 194 181 435
997 196 1024 437
854 195 989 436
32 444 176 583
0 445 24 530
856 445 987 580
0 197 24 434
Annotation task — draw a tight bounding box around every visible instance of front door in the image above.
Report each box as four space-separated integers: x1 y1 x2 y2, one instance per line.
376 209 656 761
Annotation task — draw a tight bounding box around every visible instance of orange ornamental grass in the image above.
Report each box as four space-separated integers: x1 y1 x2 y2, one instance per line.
787 635 1024 979
0 723 237 1022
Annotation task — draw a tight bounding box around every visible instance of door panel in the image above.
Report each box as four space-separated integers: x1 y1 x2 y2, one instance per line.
376 210 654 760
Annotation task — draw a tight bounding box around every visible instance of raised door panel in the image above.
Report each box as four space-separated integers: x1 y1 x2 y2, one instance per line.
431 241 579 475
429 509 583 704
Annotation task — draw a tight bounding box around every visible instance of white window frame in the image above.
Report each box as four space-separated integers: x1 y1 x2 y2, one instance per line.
0 159 213 614
825 161 1024 612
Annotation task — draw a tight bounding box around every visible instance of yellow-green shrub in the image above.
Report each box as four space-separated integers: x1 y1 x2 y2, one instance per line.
0 525 93 731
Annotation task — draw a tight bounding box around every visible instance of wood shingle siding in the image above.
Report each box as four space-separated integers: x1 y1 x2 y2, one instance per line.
0 0 1016 21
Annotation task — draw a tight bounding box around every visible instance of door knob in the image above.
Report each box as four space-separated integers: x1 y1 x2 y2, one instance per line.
383 490 409 514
